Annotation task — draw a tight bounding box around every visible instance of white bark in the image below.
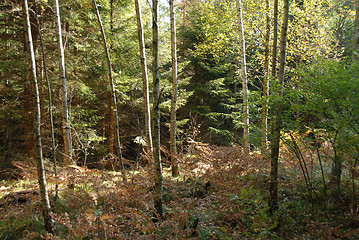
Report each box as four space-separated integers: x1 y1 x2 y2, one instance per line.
54 0 72 164
271 0 279 77
236 0 250 154
24 0 55 233
261 0 271 152
134 0 153 154
34 0 59 200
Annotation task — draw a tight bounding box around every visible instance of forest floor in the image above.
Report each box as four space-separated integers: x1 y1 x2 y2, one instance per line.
0 141 359 239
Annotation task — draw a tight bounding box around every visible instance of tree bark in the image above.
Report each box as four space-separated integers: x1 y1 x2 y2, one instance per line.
236 0 250 154
93 0 126 180
271 0 279 77
109 92 115 169
4 28 9 154
134 0 153 156
261 0 270 152
23 0 56 233
34 0 59 200
152 0 163 220
170 0 179 177
109 0 115 166
54 0 72 165
269 0 289 214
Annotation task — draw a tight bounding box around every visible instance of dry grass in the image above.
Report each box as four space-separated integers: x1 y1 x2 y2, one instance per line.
0 140 358 239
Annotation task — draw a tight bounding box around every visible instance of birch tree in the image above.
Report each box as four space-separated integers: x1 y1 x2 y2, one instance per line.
170 0 179 177
54 0 72 165
236 0 250 154
152 0 164 219
93 0 126 180
269 0 289 214
134 0 153 155
24 0 55 233
271 0 279 77
261 0 270 152
34 0 59 199
109 0 115 166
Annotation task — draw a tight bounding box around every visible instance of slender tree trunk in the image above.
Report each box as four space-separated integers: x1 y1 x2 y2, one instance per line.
152 0 163 219
109 0 115 165
34 0 59 200
269 0 289 214
354 0 359 59
234 59 238 111
4 26 9 154
329 131 342 198
236 0 250 154
170 0 179 177
315 133 328 216
261 0 270 152
330 153 342 198
54 0 72 165
271 0 279 77
232 55 239 141
23 0 56 233
331 153 342 190
109 92 115 169
93 0 126 180
134 0 153 156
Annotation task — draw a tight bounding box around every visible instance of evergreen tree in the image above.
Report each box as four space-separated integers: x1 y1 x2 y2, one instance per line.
93 0 126 179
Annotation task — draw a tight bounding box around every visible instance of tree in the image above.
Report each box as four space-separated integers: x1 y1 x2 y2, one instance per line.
33 0 59 199
293 59 359 202
329 0 356 59
109 0 115 162
261 0 270 152
271 0 279 78
93 0 126 180
179 0 239 145
269 0 289 214
170 0 180 177
236 0 249 154
54 0 72 165
134 0 153 155
23 0 55 233
152 0 164 219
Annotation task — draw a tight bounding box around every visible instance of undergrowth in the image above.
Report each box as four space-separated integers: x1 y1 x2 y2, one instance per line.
0 141 358 239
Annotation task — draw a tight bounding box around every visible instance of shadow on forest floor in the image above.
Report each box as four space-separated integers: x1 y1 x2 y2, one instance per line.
0 141 359 239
